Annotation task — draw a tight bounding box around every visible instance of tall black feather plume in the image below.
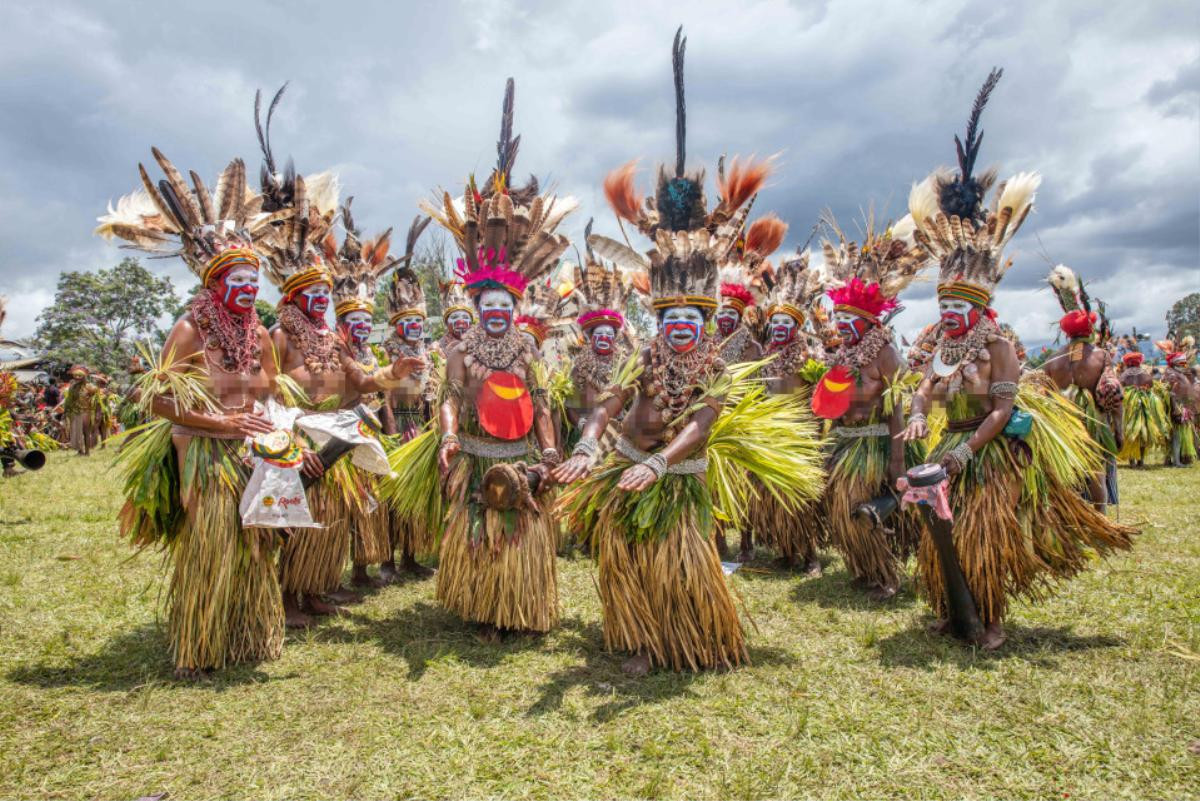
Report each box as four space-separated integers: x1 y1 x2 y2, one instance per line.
405 215 432 259
495 78 518 185
255 83 294 212
940 68 1002 224
672 26 687 179
157 180 190 237
584 218 595 262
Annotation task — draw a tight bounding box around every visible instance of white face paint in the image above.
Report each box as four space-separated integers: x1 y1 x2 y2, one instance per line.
938 298 976 336
218 265 260 312
715 305 741 336
445 309 473 336
660 305 706 353
396 313 424 342
589 323 617 355
341 310 373 344
298 284 331 318
477 289 515 336
768 312 798 344
832 310 859 327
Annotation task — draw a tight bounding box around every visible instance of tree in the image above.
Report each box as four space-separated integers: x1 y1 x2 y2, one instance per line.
35 258 179 376
255 300 277 329
1166 292 1200 342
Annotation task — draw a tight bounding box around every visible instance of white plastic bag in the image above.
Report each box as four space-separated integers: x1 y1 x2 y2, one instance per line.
239 400 316 528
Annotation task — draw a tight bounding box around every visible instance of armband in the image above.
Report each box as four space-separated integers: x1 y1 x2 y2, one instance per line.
988 381 1018 400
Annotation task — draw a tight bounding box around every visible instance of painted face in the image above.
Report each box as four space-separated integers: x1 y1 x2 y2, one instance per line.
589 323 617 355
294 283 331 321
660 306 705 354
395 314 424 342
715 305 741 337
834 310 873 346
768 312 798 345
477 289 515 337
938 298 980 339
446 309 473 336
340 310 373 344
214 265 259 314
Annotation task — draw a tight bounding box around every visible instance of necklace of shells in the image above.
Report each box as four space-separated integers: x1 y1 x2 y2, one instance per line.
571 346 620 392
718 325 754 364
648 336 723 426
831 323 892 371
930 316 1001 396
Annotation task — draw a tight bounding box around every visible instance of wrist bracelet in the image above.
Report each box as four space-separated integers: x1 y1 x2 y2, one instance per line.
908 412 927 427
643 453 668 480
572 436 599 459
947 441 973 470
541 448 562 467
441 432 459 446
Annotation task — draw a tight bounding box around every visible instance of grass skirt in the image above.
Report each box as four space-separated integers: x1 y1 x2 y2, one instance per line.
380 428 442 560
436 452 558 632
278 461 353 595
559 456 747 671
824 433 925 589
351 483 392 566
747 480 824 566
170 435 284 671
918 376 1137 626
1118 386 1168 462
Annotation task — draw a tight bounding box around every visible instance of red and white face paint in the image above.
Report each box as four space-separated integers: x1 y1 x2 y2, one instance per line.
938 298 981 339
715 304 741 337
833 310 873 346
589 323 617 355
477 288 515 337
446 309 473 337
660 305 705 354
214 265 260 315
340 310 373 345
395 314 424 342
293 283 331 322
768 312 798 345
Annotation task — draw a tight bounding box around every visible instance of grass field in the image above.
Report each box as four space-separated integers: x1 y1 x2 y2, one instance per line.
0 451 1197 799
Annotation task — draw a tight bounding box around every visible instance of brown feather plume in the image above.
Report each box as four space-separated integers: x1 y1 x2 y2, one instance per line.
603 161 644 225
717 156 771 215
744 214 788 258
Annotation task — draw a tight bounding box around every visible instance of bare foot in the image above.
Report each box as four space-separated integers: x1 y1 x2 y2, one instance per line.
621 652 651 677
326 586 364 605
803 559 823 578
928 618 951 635
401 555 436 578
868 583 898 602
980 622 1006 651
304 596 349 617
351 567 385 589
173 667 209 681
476 624 502 644
378 561 403 585
285 608 315 629
772 555 797 570
736 547 754 564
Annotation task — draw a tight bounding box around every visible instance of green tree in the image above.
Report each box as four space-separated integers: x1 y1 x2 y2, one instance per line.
35 258 179 376
1166 292 1200 342
255 300 278 329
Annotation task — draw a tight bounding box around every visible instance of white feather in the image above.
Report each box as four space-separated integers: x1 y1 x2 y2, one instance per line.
889 213 916 244
304 171 341 216
996 171 1041 217
907 176 939 228
94 189 160 234
587 234 649 271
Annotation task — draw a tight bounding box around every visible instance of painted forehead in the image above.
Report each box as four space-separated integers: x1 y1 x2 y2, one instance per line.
938 298 974 311
225 266 259 283
661 305 705 321
344 310 372 322
770 313 797 324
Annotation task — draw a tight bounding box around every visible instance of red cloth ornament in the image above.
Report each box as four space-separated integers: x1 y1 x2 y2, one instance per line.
476 371 534 440
1059 309 1097 339
811 364 855 419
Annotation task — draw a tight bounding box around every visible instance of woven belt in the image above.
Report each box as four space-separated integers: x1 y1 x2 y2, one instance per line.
832 423 889 438
946 414 988 433
615 435 707 475
459 432 531 459
170 424 244 440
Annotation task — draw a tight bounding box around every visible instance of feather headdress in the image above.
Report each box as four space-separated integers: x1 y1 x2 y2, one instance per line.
439 280 475 323
419 78 576 300
386 216 433 323
719 209 788 315
763 249 826 326
1157 336 1195 367
592 28 770 312
251 84 341 298
821 211 929 323
908 68 1040 306
1046 264 1104 340
325 198 408 318
95 148 283 286
573 218 633 332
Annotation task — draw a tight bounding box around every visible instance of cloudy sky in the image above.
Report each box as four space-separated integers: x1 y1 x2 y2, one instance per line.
1 0 1196 349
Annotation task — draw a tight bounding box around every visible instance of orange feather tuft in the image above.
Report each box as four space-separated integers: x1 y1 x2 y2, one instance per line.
602 161 644 224
718 156 771 213
370 231 392 267
321 232 338 264
744 214 788 257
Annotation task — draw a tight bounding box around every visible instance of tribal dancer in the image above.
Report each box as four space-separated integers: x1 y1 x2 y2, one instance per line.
750 250 828 574
435 280 476 356
96 149 308 677
1158 337 1197 467
900 70 1136 649
63 366 93 456
327 199 425 588
1042 264 1123 510
381 217 438 579
556 28 822 674
812 215 929 600
1117 350 1166 468
414 77 571 638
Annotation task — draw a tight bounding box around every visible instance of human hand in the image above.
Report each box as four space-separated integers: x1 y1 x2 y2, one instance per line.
552 454 592 484
616 463 657 492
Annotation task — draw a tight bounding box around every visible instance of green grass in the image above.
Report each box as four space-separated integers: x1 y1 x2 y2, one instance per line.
0 451 1197 799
